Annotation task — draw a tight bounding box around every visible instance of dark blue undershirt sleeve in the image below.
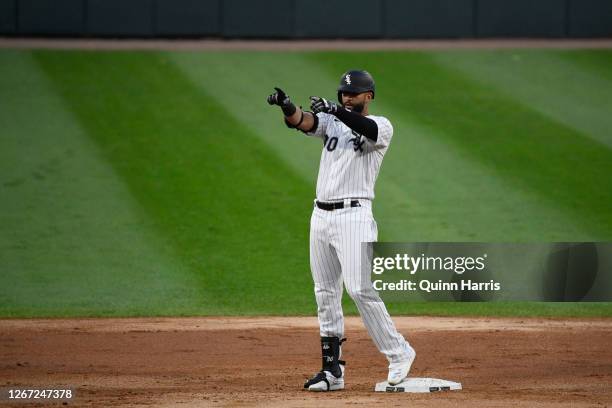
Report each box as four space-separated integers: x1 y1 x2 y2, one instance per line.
333 108 378 141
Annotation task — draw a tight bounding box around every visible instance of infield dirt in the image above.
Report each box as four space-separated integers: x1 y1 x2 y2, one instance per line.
1 317 611 407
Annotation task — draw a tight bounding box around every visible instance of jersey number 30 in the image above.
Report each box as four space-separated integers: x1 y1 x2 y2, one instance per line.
323 135 338 152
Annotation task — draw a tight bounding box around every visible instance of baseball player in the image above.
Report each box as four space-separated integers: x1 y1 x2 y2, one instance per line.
267 70 415 392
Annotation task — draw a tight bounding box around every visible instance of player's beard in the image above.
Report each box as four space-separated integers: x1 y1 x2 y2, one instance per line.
346 102 365 113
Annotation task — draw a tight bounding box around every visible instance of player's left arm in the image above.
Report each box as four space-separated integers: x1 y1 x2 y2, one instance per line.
309 96 378 142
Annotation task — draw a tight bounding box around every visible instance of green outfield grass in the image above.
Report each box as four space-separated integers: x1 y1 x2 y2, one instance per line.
1 49 611 318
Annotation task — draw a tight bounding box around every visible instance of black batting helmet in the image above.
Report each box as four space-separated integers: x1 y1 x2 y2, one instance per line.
337 70 375 103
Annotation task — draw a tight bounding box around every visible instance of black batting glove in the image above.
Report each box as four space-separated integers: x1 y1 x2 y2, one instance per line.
267 87 290 106
310 96 340 114
267 87 296 116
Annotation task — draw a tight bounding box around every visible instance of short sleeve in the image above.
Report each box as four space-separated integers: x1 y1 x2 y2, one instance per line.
367 116 393 149
306 112 332 138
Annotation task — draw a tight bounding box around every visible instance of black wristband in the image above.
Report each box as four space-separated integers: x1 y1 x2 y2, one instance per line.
281 102 297 117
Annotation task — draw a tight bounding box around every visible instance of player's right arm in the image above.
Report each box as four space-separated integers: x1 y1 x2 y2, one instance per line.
266 87 320 134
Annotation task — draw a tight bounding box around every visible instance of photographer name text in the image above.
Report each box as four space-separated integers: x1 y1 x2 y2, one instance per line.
372 253 501 292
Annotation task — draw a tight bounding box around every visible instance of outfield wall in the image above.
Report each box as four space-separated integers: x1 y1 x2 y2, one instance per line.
0 0 611 38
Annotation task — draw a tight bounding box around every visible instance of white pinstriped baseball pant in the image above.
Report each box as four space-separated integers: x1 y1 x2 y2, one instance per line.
309 199 413 364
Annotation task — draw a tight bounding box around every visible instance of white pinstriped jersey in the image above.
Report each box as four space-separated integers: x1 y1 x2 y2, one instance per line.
305 110 414 365
307 112 393 201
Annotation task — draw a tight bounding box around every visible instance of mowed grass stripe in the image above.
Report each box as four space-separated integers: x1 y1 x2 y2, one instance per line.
0 51 197 317
432 50 612 150
34 51 317 315
170 51 338 184
558 50 612 83
373 117 592 241
311 51 612 240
